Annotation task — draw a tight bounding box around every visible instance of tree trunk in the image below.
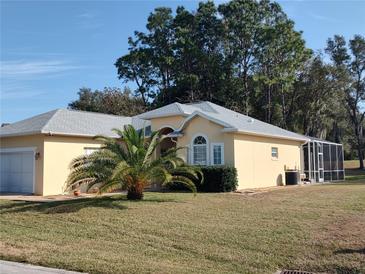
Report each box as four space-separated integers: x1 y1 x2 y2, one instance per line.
127 182 144 200
281 84 287 129
266 84 272 124
358 147 364 170
356 132 364 170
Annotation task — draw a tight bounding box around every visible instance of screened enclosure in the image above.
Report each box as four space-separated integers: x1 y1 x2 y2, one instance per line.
302 138 344 182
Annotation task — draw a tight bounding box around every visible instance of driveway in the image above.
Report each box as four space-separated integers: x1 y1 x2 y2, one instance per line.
0 260 85 274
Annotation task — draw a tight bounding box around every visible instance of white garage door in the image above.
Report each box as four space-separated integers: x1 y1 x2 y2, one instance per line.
0 149 35 194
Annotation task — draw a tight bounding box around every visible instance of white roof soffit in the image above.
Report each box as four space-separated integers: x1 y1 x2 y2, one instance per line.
141 112 190 119
222 128 309 142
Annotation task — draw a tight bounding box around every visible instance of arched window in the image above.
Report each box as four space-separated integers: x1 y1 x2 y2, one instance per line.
192 135 207 165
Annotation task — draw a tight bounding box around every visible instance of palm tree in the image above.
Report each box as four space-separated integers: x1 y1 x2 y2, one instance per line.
66 125 202 200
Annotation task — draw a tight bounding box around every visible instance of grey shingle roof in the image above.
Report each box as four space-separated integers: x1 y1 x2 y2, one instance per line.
139 101 309 142
0 109 150 138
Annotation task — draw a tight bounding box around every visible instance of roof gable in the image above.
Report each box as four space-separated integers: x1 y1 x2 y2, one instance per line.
178 111 231 131
137 103 187 119
0 109 149 138
0 110 58 137
139 101 309 142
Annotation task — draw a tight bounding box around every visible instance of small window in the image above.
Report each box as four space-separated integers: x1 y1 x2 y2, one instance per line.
144 125 152 137
212 143 224 165
271 147 278 159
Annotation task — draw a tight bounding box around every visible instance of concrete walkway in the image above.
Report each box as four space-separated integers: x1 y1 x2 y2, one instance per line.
0 260 86 274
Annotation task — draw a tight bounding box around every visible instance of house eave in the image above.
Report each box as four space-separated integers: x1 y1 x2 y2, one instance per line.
0 131 42 138
40 131 119 139
222 128 309 142
137 112 190 120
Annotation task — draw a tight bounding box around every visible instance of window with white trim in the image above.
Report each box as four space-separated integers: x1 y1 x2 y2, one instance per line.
212 143 224 165
271 147 278 159
193 136 207 165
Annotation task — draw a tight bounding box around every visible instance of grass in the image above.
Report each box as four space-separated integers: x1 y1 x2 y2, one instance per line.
1 182 365 274
345 160 365 181
344 160 362 169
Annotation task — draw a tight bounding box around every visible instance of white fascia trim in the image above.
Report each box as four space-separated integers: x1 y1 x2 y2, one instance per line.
167 133 184 138
40 131 117 139
222 128 309 142
0 131 42 138
138 112 190 119
0 147 37 153
178 111 232 131
1 131 114 139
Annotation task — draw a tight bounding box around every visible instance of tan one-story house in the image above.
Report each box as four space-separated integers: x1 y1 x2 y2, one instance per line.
0 101 344 195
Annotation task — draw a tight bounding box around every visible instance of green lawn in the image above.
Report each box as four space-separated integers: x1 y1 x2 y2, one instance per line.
1 182 365 274
345 160 365 181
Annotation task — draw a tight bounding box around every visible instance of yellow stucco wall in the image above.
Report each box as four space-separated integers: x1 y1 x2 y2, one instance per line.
150 115 186 131
1 114 304 195
233 134 303 189
0 135 45 195
150 115 235 165
150 114 303 189
43 135 101 196
176 116 235 165
0 134 102 195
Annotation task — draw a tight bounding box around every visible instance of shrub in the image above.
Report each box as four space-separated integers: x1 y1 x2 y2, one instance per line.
168 165 238 192
198 166 238 192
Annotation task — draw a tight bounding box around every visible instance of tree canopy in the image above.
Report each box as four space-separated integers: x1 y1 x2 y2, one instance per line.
69 87 146 116
112 0 364 167
63 0 365 168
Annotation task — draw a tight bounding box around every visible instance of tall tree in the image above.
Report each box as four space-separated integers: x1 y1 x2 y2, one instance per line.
116 0 310 118
294 55 345 138
326 35 365 169
115 43 157 106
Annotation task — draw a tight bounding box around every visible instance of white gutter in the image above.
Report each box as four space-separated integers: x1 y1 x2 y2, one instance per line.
222 128 309 143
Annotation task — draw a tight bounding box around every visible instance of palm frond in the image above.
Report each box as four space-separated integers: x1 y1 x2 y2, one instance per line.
142 131 160 166
65 125 202 198
97 179 122 194
164 175 197 194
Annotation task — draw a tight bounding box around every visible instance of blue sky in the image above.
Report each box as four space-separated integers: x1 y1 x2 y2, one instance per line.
1 0 364 123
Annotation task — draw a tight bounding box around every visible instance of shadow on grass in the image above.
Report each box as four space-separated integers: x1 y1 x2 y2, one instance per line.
0 194 181 214
334 248 365 255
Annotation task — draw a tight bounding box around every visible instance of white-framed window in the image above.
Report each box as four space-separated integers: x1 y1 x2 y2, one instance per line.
271 147 278 159
192 135 208 165
211 143 224 165
84 147 99 156
144 125 152 137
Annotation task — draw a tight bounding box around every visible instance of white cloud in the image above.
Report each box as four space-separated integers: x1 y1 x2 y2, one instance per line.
0 82 46 100
0 60 82 78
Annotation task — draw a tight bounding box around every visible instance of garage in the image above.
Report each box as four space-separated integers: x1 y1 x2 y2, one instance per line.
0 148 35 194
